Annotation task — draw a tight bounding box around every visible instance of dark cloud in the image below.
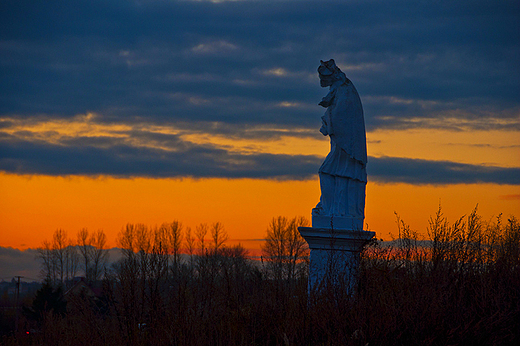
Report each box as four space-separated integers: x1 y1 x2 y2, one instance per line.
0 247 124 281
0 247 40 280
1 0 518 130
0 136 321 179
445 143 520 149
1 134 518 184
0 0 518 181
369 156 520 185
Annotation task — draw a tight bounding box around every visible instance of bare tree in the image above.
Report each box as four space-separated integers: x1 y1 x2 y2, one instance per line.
77 228 93 280
64 242 80 285
78 228 109 283
115 223 171 335
185 226 195 269
219 244 252 305
262 216 309 282
285 216 309 281
37 240 58 285
90 229 108 281
135 223 152 255
262 217 289 281
211 222 228 254
185 227 195 256
37 229 79 287
195 223 208 256
116 223 152 333
114 224 142 340
118 223 137 258
149 225 170 315
53 229 68 284
165 221 183 272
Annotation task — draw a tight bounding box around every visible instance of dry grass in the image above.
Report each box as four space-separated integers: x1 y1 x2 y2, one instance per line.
4 208 519 345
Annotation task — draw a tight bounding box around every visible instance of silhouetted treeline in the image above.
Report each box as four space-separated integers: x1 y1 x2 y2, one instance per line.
3 210 519 345
37 228 109 287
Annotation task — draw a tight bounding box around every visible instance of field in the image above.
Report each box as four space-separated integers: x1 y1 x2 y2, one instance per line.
2 209 519 346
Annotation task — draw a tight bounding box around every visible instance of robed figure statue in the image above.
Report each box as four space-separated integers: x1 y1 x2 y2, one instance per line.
312 59 367 230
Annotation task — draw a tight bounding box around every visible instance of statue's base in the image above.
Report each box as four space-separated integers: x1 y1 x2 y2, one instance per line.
311 215 364 231
298 227 375 293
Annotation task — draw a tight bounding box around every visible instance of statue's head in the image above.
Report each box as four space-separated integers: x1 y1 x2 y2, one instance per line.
318 59 347 87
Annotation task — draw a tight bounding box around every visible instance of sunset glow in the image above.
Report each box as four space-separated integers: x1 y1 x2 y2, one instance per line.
1 172 518 251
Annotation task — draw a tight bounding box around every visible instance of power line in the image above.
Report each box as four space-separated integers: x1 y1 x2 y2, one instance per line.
14 276 23 332
0 276 40 282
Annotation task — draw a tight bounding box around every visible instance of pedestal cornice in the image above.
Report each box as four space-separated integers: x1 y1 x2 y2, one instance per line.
298 227 375 252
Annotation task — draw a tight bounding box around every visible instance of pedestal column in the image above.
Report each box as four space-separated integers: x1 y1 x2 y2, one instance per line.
298 226 375 293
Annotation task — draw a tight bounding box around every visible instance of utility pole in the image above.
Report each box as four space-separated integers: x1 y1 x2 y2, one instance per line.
14 276 23 333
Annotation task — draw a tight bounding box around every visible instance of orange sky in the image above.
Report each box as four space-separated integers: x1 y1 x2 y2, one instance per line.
1 172 518 251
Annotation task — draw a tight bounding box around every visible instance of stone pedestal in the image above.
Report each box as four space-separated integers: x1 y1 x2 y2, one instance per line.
298 226 375 293
311 214 364 230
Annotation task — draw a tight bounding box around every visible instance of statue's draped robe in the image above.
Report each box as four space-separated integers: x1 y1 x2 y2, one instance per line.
317 80 367 218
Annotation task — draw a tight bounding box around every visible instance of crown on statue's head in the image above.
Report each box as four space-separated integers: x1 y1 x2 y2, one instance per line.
318 59 338 77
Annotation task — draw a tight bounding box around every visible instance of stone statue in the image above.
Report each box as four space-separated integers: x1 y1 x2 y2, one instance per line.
312 59 367 230
299 60 373 290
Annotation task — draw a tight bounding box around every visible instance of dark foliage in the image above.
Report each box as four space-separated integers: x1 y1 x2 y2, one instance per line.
3 210 519 345
22 281 66 322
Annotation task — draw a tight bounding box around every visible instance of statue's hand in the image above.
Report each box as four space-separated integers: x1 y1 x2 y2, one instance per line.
318 99 330 107
319 125 328 136
320 115 330 136
319 88 336 107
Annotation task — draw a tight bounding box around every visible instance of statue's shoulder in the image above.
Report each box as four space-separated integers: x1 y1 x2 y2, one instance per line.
336 80 358 97
344 80 361 97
